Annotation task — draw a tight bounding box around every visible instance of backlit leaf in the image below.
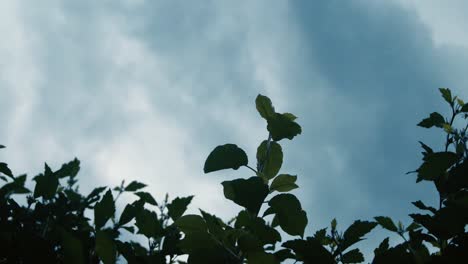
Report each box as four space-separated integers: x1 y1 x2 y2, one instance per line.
204 144 248 173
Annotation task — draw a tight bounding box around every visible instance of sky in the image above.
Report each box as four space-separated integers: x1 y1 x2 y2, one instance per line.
1 0 468 261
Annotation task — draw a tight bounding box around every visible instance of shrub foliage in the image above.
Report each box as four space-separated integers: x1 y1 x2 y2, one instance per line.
1 88 467 263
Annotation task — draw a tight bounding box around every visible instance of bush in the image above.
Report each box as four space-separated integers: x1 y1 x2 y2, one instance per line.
1 88 467 263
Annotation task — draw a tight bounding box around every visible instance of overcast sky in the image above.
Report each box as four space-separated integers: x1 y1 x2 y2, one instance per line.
1 0 468 260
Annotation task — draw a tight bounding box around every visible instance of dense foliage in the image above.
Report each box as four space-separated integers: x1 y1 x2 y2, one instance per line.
0 88 467 263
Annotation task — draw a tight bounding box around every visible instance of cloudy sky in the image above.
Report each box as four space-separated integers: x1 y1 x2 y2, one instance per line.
1 0 468 259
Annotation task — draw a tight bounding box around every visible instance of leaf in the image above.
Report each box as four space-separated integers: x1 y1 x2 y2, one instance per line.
60 229 84 264
0 145 5 148
412 200 437 214
373 237 390 257
235 211 281 245
439 88 452 104
270 174 298 193
248 251 280 264
222 176 269 215
282 113 297 121
461 103 468 112
339 220 377 253
273 249 295 262
199 209 225 239
124 181 147 192
256 141 283 179
417 151 458 182
418 141 433 156
374 216 398 232
342 248 364 263
204 144 248 173
268 193 307 237
405 222 421 232
167 196 193 221
135 209 163 238
119 204 137 226
94 189 115 229
0 162 13 177
256 94 276 120
95 230 117 264
267 113 302 141
33 163 59 200
283 238 334 263
134 191 158 206
55 158 80 178
417 112 445 128
86 186 107 201
175 215 207 234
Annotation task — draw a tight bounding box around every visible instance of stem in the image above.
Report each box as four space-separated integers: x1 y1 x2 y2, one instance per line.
245 165 258 174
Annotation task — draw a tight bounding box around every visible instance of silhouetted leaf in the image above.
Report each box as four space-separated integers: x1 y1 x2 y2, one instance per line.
204 144 248 173
256 94 276 120
95 230 116 264
167 196 193 221
55 158 80 178
405 222 421 232
0 162 13 177
374 216 398 232
417 112 445 128
119 204 136 226
134 191 158 205
419 141 433 156
412 200 437 214
417 151 457 182
257 141 283 179
270 174 298 193
274 249 295 262
248 251 279 264
222 176 269 215
439 88 452 104
342 248 364 263
268 193 307 237
199 209 225 239
283 238 334 263
33 163 59 200
0 144 5 148
373 237 389 257
339 220 377 253
94 189 115 229
267 113 302 141
86 186 106 201
135 209 163 238
60 229 84 264
175 215 207 234
124 181 147 192
282 113 297 121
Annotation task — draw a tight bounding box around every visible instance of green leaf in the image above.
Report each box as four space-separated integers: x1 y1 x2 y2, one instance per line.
461 103 468 112
55 158 80 178
417 151 458 182
268 193 307 237
0 162 13 177
33 163 59 200
283 238 334 263
267 113 302 141
199 209 225 239
339 220 377 253
256 94 276 120
270 174 298 193
134 191 158 206
439 88 452 104
204 144 248 173
248 251 280 264
86 186 107 201
405 222 421 232
256 141 283 179
94 189 115 229
282 112 297 121
374 216 398 232
60 229 84 264
95 230 117 264
273 249 295 262
342 248 364 263
175 214 207 234
167 196 193 221
135 209 163 238
124 181 147 192
235 211 281 245
222 176 269 215
0 145 5 148
178 231 217 254
417 112 445 128
457 98 465 107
